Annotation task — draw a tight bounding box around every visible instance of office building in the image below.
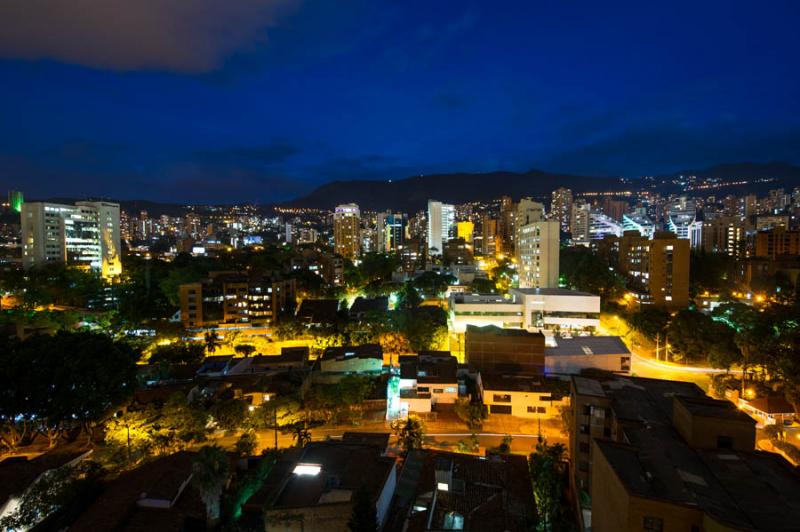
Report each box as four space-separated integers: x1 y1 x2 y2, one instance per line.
570 375 800 532
456 220 474 244
619 230 689 309
589 212 624 241
333 203 360 259
480 215 499 256
465 324 545 375
378 212 406 253
499 195 515 254
516 215 560 289
426 200 455 255
449 288 600 334
21 200 122 278
551 187 573 232
700 216 745 257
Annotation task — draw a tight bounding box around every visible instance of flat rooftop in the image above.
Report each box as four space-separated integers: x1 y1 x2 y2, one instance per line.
546 336 629 357
511 287 597 297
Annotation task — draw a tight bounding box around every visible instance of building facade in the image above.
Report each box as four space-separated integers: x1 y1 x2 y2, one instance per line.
333 203 361 259
427 200 455 255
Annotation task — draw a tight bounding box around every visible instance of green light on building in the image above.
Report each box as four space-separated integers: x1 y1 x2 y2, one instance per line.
8 190 23 213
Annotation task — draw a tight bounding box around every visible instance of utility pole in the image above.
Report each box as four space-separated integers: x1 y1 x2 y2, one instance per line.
655 333 660 361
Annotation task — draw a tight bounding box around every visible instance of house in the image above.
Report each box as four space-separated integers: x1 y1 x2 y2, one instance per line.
319 344 383 375
544 336 631 375
465 325 545 375
397 352 460 414
70 451 207 531
228 347 310 375
739 395 796 426
384 450 536 531
349 296 389 319
296 299 340 325
196 355 235 377
261 440 397 531
479 373 569 419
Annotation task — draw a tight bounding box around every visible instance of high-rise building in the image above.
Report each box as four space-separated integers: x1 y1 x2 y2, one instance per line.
481 215 499 256
570 201 591 246
516 211 560 289
427 200 455 255
619 230 689 308
456 221 474 245
754 227 800 259
377 212 406 253
333 203 361 259
551 187 573 232
701 217 745 257
7 190 23 213
499 195 515 254
600 197 627 221
21 201 122 278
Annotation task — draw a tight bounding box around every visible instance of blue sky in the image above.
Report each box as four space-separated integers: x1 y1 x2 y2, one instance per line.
0 0 798 203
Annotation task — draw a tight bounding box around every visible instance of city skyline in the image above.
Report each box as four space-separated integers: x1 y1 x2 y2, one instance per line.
1 1 800 203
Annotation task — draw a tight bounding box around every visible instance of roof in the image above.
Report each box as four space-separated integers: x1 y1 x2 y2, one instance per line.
71 452 205 532
267 441 395 510
465 324 544 338
572 376 606 397
585 376 800 531
349 296 389 315
746 395 796 414
545 336 629 357
481 373 568 397
321 344 383 362
511 287 596 297
399 352 458 382
296 299 340 323
0 444 88 508
385 450 535 532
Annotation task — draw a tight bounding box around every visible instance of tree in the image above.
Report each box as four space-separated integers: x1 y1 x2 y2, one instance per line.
529 440 567 531
469 277 497 294
391 415 425 454
149 341 205 366
192 445 231 527
559 247 625 300
210 399 249 433
627 307 670 341
454 397 486 430
234 344 257 358
104 409 154 463
348 484 379 532
205 331 221 354
234 430 259 457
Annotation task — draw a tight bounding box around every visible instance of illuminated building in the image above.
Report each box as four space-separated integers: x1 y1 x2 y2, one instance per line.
754 226 800 259
7 190 23 213
701 216 744 257
179 272 296 328
333 203 360 258
444 237 472 265
456 220 474 244
551 187 573 232
516 202 559 289
21 200 122 278
427 199 455 255
622 212 655 238
499 195 515 253
601 197 627 220
480 214 498 255
618 230 689 308
570 200 591 246
377 211 406 253
589 212 623 240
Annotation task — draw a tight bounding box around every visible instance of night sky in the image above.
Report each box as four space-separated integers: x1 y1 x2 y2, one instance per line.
1 0 798 204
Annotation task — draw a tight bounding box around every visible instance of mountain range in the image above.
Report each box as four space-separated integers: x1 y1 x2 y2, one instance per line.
284 162 800 212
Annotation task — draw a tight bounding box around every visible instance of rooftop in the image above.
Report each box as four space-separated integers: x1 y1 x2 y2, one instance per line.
481 373 568 397
465 324 544 338
296 299 340 324
399 352 458 382
349 296 389 316
545 336 629 357
745 395 796 414
321 343 383 362
511 287 597 297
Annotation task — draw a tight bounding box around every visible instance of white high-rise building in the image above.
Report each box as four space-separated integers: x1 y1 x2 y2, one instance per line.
333 203 361 259
427 200 455 255
21 201 122 278
516 218 560 289
570 201 591 246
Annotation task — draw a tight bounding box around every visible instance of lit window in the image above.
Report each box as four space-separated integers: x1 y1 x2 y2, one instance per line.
437 482 449 492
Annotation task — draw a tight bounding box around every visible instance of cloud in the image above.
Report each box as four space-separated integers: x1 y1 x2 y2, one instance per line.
0 0 299 73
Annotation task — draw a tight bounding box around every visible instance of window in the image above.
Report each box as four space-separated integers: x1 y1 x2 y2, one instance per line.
717 435 734 450
539 395 553 402
492 394 512 403
643 516 663 532
418 387 430 393
579 424 589 434
433 389 444 394
537 406 546 414
490 404 512 414
527 406 535 413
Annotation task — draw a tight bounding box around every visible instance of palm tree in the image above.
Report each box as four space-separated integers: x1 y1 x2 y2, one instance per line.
204 331 220 355
191 445 230 526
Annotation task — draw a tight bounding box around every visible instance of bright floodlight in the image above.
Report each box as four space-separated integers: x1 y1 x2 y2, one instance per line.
294 463 322 476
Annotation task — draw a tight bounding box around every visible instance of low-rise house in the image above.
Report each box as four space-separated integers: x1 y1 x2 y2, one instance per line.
479 373 569 418
196 355 234 377
70 451 207 531
544 336 631 375
261 440 397 531
228 347 310 375
739 395 796 426
385 450 536 531
319 344 383 375
397 352 460 414
296 299 340 325
349 296 389 319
